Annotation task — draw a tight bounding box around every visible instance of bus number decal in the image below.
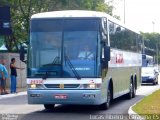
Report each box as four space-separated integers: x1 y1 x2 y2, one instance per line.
30 80 43 84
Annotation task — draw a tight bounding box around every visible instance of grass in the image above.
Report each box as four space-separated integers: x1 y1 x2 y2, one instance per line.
132 89 160 120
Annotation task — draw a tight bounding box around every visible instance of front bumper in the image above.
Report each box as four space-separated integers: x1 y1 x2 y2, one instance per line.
142 77 155 83
27 89 105 105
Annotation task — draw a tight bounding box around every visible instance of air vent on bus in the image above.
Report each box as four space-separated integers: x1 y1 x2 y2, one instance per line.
44 84 80 89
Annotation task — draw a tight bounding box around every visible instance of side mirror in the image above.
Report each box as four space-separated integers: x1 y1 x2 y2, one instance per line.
101 46 110 69
104 46 110 61
19 46 26 63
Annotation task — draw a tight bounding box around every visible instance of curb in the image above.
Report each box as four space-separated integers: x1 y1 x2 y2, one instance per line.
128 87 160 120
128 99 145 120
0 91 27 100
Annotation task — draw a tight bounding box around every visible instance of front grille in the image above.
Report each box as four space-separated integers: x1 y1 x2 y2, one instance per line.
142 76 149 80
44 84 80 89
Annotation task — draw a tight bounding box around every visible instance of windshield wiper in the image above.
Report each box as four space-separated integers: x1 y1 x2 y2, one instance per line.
42 56 60 67
52 56 60 64
65 56 81 80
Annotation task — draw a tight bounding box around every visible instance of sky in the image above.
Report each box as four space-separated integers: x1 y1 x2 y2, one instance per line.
110 0 160 33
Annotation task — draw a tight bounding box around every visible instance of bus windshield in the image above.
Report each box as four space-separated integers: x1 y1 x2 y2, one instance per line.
29 18 100 78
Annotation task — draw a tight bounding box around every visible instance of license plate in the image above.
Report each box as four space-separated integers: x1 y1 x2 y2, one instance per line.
54 94 67 99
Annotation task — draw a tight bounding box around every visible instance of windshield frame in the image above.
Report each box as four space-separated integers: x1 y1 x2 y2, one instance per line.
28 17 101 78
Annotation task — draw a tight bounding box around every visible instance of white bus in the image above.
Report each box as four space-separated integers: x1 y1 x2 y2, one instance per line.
22 10 142 110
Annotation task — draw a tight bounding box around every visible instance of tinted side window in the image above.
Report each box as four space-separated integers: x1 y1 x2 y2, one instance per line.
109 20 138 52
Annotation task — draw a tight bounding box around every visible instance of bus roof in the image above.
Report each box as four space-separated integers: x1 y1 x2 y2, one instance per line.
31 10 108 19
31 10 139 34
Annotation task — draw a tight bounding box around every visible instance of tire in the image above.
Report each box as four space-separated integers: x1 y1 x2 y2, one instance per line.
44 104 55 110
99 86 111 110
127 82 133 99
132 82 136 98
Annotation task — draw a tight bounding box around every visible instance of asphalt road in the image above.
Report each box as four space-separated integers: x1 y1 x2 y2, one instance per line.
0 79 160 120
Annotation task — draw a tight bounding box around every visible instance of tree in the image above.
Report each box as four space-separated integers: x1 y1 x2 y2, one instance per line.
141 32 160 49
141 32 160 64
1 0 50 51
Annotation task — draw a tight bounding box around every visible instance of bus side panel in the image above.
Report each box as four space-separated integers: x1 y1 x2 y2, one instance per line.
106 49 141 99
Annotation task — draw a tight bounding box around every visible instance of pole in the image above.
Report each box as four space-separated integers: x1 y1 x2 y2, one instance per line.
142 38 145 54
68 0 69 9
152 21 155 33
124 0 125 24
157 43 159 67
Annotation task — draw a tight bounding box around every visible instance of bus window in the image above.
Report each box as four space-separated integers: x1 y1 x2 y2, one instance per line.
109 20 138 52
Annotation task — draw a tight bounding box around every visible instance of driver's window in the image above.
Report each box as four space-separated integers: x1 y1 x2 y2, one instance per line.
78 45 94 60
39 49 60 66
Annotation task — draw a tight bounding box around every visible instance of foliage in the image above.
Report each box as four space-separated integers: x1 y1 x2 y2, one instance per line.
141 32 160 63
1 0 50 51
141 32 160 49
0 36 4 47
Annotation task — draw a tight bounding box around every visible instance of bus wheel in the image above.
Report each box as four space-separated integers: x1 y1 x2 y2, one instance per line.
132 82 136 98
44 104 55 110
99 86 111 110
127 82 133 99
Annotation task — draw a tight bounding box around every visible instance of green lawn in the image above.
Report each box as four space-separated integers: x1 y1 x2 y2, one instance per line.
132 89 160 120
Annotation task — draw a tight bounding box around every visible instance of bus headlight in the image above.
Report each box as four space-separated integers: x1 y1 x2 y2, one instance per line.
28 84 44 89
31 84 36 88
80 83 101 89
88 83 96 89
